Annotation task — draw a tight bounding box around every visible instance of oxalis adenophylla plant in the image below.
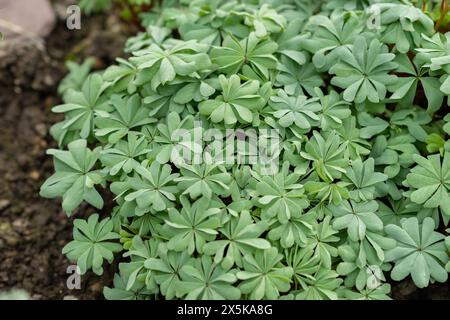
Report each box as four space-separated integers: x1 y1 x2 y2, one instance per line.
40 0 450 300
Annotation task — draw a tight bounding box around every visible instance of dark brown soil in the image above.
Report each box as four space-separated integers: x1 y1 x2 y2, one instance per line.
0 6 125 300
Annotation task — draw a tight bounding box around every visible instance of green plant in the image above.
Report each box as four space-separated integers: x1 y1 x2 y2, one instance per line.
42 0 450 300
385 217 448 288
63 214 122 275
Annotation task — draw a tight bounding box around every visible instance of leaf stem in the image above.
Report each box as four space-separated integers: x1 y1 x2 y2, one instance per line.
435 0 449 32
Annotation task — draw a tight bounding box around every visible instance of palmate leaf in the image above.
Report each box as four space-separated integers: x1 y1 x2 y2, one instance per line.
52 74 111 141
141 85 186 118
58 58 96 96
179 22 222 47
40 139 104 215
125 26 171 53
304 216 340 269
103 58 139 94
240 4 286 38
161 5 199 30
337 243 372 290
302 11 367 71
416 32 450 94
370 133 418 179
330 37 397 103
100 132 151 176
336 117 371 159
237 247 293 300
178 0 248 46
153 111 201 165
357 112 389 140
162 197 221 254
203 211 270 269
376 3 435 54
267 210 315 248
120 237 159 291
269 89 321 137
145 244 191 300
274 17 307 65
344 158 388 201
316 88 351 131
104 272 155 300
336 238 393 291
199 75 265 125
276 57 324 96
385 217 449 288
130 40 211 90
426 133 446 155
406 153 450 215
250 161 309 223
331 200 383 242
343 283 391 300
389 54 444 113
389 108 432 143
300 130 349 182
177 255 241 300
172 76 217 104
174 163 232 199
63 214 122 275
378 197 423 226
94 94 155 144
285 247 320 290
211 32 278 80
304 180 350 205
110 160 179 214
294 267 343 300
416 32 450 72
126 209 165 238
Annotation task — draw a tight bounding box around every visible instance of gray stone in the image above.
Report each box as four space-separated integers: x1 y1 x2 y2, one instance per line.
0 0 56 40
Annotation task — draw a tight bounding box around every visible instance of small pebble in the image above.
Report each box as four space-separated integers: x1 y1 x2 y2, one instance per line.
29 170 40 180
12 218 27 233
0 222 20 246
34 123 47 137
0 199 11 211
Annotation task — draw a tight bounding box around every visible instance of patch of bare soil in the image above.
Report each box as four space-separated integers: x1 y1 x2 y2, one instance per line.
0 8 125 300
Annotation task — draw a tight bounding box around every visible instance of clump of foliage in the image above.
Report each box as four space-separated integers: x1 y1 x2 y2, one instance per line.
41 0 450 300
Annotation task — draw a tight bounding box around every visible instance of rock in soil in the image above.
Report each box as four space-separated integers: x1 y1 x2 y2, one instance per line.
0 0 56 39
0 199 10 211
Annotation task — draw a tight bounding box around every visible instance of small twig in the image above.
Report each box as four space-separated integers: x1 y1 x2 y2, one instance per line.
422 0 427 12
435 0 449 31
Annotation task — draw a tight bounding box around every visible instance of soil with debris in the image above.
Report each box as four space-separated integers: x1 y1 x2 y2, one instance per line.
0 5 126 300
